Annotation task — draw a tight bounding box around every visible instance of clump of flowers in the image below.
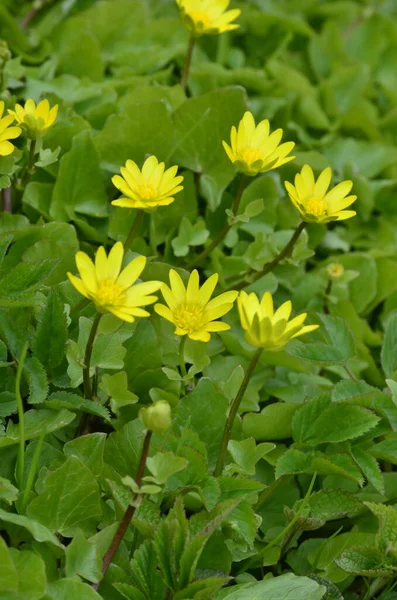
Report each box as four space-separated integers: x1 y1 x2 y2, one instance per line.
223 111 295 177
67 241 162 323
112 156 184 211
176 0 241 36
238 291 319 351
8 98 58 138
0 100 21 156
285 165 357 223
155 270 238 342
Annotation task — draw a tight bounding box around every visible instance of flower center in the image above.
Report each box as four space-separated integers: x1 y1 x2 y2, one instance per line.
96 278 123 306
174 303 205 333
137 183 158 200
189 10 211 27
305 196 327 217
239 147 263 165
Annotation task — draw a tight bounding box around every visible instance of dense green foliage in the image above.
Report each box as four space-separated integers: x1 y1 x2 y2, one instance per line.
1 0 397 599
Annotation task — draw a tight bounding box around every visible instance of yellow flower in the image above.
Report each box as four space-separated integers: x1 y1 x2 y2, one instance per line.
238 291 319 351
112 156 184 211
155 269 238 342
0 101 21 156
222 111 295 176
67 242 162 323
327 263 344 280
8 98 58 138
285 165 357 224
176 0 241 36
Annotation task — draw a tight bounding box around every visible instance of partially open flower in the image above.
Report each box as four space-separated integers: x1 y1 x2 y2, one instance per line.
112 156 183 211
285 165 357 224
67 242 162 323
8 98 58 138
238 291 319 351
176 0 241 36
223 111 295 176
0 101 21 156
155 269 238 342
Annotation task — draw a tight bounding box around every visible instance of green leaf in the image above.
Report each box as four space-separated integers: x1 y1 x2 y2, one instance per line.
24 357 48 405
351 447 384 494
364 502 397 553
0 476 18 505
65 530 102 583
50 130 108 221
33 289 68 369
242 403 300 441
370 438 397 465
0 259 58 305
0 536 17 592
227 438 275 475
27 456 102 537
171 217 209 257
0 508 63 549
100 371 138 413
306 490 363 521
46 579 102 600
335 546 397 576
145 452 188 485
44 391 111 423
292 394 331 443
9 548 47 600
0 408 75 448
104 418 145 477
64 432 106 479
215 573 326 599
381 314 397 378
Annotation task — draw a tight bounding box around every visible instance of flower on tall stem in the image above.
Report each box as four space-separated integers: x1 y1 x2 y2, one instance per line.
223 111 295 177
176 0 241 36
0 101 21 156
285 165 357 224
238 291 319 351
67 241 162 323
112 156 183 211
8 98 58 139
155 269 238 342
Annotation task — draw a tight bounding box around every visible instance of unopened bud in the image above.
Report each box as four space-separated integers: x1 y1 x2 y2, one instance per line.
327 263 344 280
140 400 172 434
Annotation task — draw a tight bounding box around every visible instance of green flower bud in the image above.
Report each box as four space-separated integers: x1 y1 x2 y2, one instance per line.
140 400 172 434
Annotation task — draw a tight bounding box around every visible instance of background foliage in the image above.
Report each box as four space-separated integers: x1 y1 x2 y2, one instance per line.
1 0 397 599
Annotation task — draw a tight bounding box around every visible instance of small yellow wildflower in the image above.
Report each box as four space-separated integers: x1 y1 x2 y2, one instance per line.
222 111 295 177
176 0 241 36
67 242 162 323
238 291 319 351
8 98 58 138
327 263 344 280
285 165 357 224
112 156 184 211
155 269 238 342
0 101 21 156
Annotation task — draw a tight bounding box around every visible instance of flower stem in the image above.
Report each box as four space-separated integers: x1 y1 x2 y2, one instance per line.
124 210 144 253
95 430 152 589
2 186 12 213
179 335 188 379
16 341 29 489
181 34 195 91
21 431 45 512
83 313 102 400
191 174 248 268
20 139 37 190
214 347 263 477
229 221 306 291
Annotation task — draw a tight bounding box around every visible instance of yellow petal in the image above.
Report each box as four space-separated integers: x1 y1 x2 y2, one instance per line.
154 303 175 323
169 269 186 302
205 321 230 332
206 290 238 311
95 246 108 281
117 255 146 289
67 273 89 298
260 291 274 318
189 329 210 342
198 272 218 305
75 251 97 290
301 165 315 194
273 300 292 323
106 242 123 280
186 269 200 303
142 155 159 180
314 167 332 197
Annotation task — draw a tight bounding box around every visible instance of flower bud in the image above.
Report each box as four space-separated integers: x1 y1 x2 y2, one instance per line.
327 263 344 280
139 400 172 434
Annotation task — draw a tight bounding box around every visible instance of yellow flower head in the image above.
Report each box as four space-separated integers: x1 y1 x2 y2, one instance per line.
67 242 162 323
327 263 344 280
8 98 58 138
285 165 357 224
155 269 238 342
176 0 241 36
238 291 319 351
112 156 184 211
0 101 21 156
222 112 295 177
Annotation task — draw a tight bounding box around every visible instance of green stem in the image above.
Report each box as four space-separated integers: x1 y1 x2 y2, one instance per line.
124 210 144 253
229 221 306 291
179 335 188 379
20 139 37 190
181 34 195 91
21 432 45 512
214 347 263 477
191 175 248 268
83 313 102 400
95 430 152 590
70 297 90 318
16 342 29 489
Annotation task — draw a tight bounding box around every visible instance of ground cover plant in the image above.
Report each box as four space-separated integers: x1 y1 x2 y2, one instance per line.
0 0 397 598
